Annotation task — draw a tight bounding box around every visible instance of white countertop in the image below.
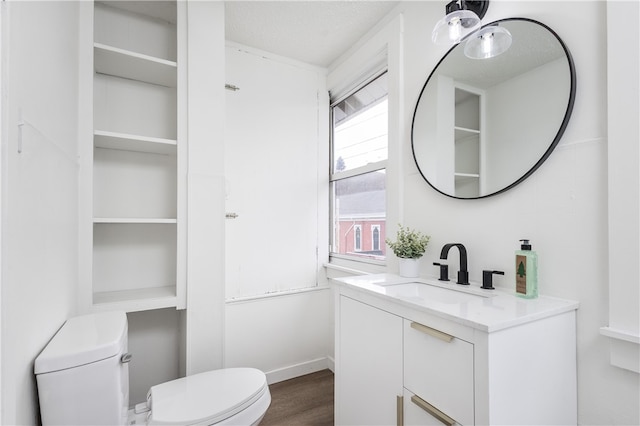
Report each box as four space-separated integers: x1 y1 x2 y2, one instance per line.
332 273 579 332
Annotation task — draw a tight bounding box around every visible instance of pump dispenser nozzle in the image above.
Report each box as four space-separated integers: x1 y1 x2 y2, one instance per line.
519 239 532 250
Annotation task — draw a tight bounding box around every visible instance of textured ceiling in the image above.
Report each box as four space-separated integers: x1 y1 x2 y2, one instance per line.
436 19 567 89
225 1 399 68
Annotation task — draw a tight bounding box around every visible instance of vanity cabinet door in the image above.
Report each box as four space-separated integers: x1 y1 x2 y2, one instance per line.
338 296 403 425
403 320 474 425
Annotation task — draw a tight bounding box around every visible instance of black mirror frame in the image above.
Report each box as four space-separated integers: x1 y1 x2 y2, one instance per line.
410 17 577 200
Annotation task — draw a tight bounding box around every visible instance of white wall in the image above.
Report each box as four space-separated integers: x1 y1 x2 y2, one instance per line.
224 44 326 299
0 1 80 424
225 289 333 384
394 1 638 424
604 0 640 375
223 44 333 381
127 309 181 406
184 0 226 376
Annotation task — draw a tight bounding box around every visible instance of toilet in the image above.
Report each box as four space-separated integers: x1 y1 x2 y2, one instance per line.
34 311 271 425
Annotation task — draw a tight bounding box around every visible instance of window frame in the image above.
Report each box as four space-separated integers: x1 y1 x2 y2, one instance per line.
329 69 388 265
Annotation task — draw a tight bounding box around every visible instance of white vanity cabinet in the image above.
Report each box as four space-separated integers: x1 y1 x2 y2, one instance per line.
337 295 472 426
79 1 187 313
334 274 578 425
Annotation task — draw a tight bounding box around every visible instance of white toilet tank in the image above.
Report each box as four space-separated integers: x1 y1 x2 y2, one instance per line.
35 311 130 425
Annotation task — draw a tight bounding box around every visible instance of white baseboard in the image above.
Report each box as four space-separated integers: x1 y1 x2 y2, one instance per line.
327 355 335 373
265 357 333 385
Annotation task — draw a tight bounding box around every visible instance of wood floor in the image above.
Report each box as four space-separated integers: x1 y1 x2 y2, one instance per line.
260 369 334 426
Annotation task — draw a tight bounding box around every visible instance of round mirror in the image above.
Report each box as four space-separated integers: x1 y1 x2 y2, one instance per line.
411 18 576 199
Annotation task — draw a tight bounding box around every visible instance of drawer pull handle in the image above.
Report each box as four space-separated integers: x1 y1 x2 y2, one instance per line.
410 394 455 426
410 321 454 343
397 395 404 426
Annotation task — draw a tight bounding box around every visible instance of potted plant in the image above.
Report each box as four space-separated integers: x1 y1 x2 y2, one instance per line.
386 224 430 278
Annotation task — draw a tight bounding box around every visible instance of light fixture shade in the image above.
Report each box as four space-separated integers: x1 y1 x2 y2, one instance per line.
464 25 512 59
432 9 482 45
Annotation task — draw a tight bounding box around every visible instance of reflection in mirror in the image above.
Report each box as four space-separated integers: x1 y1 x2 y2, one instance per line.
411 18 576 199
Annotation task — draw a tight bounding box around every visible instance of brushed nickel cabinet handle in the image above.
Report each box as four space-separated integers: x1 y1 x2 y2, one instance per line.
397 395 404 426
410 394 456 426
410 321 454 343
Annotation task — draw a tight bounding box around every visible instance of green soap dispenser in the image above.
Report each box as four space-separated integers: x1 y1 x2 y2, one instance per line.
515 239 538 298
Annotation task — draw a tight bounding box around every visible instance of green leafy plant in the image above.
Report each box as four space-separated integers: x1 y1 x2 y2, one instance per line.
386 224 430 259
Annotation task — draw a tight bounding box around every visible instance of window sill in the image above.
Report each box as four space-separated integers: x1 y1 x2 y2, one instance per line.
324 262 370 276
600 327 640 373
326 255 386 277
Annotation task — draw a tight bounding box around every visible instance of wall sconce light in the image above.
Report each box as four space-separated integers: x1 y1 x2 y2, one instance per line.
432 0 488 45
431 0 512 59
464 25 512 59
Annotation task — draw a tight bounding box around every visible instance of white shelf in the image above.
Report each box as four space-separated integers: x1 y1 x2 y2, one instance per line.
92 286 177 313
94 130 177 155
94 218 177 224
455 172 480 178
454 125 480 134
455 127 480 143
94 42 177 87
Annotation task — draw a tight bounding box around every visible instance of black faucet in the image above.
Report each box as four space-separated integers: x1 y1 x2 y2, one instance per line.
440 243 469 285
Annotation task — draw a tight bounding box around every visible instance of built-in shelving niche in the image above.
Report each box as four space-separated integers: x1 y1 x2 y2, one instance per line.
89 1 182 312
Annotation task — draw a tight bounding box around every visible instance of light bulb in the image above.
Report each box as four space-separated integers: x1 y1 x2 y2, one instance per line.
481 32 494 55
464 25 513 59
448 17 462 41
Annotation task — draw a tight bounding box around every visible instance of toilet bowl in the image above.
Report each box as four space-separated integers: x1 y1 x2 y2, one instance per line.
34 311 271 425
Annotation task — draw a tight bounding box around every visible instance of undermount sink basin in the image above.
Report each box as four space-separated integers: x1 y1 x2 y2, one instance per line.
383 282 486 304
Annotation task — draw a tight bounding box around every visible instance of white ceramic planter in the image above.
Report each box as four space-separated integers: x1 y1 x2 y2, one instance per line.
398 258 420 278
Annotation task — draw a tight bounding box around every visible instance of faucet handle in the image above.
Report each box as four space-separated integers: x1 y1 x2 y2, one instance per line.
433 262 449 281
481 270 504 290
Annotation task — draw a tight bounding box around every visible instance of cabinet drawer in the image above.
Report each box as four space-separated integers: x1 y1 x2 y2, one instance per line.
403 388 463 426
403 320 474 425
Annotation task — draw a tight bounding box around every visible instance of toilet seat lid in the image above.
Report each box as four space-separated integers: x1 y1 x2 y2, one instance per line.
148 368 268 425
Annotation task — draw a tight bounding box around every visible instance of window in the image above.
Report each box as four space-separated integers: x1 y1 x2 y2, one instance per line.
372 225 381 251
330 72 388 262
354 225 362 252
